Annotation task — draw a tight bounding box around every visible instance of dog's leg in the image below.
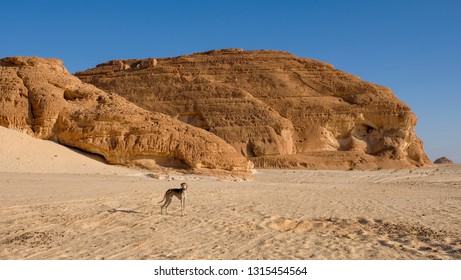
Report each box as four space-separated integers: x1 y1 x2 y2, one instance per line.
163 197 173 215
159 192 168 214
180 196 184 216
160 195 171 215
181 193 187 216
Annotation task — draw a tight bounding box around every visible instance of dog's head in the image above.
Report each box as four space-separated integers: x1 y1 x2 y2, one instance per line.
180 182 188 190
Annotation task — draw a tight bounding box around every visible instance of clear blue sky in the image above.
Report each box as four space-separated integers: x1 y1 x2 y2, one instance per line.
1 0 460 162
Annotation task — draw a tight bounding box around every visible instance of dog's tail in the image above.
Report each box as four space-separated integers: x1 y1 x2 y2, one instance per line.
157 194 166 204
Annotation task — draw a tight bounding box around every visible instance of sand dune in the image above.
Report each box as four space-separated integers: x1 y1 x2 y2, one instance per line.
0 127 460 259
0 127 134 175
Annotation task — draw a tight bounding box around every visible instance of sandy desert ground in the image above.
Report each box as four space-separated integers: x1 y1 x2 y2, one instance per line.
0 127 460 260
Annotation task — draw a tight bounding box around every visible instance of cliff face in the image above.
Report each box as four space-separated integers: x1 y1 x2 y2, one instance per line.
76 49 432 169
0 56 252 173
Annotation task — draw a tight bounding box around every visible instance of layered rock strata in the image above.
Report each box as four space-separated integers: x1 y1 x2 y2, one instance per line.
0 56 252 172
77 49 432 169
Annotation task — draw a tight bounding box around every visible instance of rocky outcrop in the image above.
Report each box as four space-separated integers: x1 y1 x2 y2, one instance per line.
434 157 454 164
77 49 432 169
0 56 252 173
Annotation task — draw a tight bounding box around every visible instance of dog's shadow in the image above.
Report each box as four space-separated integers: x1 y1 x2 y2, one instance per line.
107 208 179 216
107 209 141 214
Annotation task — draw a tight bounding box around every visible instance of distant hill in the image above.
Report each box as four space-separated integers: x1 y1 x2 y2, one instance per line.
434 157 454 164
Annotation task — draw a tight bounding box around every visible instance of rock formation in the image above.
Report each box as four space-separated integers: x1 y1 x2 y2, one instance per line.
76 49 432 169
0 56 252 173
434 157 454 164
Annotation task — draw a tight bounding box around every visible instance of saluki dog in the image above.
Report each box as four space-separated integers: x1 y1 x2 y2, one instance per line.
158 182 188 216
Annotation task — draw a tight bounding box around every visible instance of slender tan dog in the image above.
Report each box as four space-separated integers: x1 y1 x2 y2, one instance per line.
158 182 188 216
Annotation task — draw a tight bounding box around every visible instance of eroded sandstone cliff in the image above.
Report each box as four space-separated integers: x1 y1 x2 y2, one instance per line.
76 49 432 169
0 56 252 173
